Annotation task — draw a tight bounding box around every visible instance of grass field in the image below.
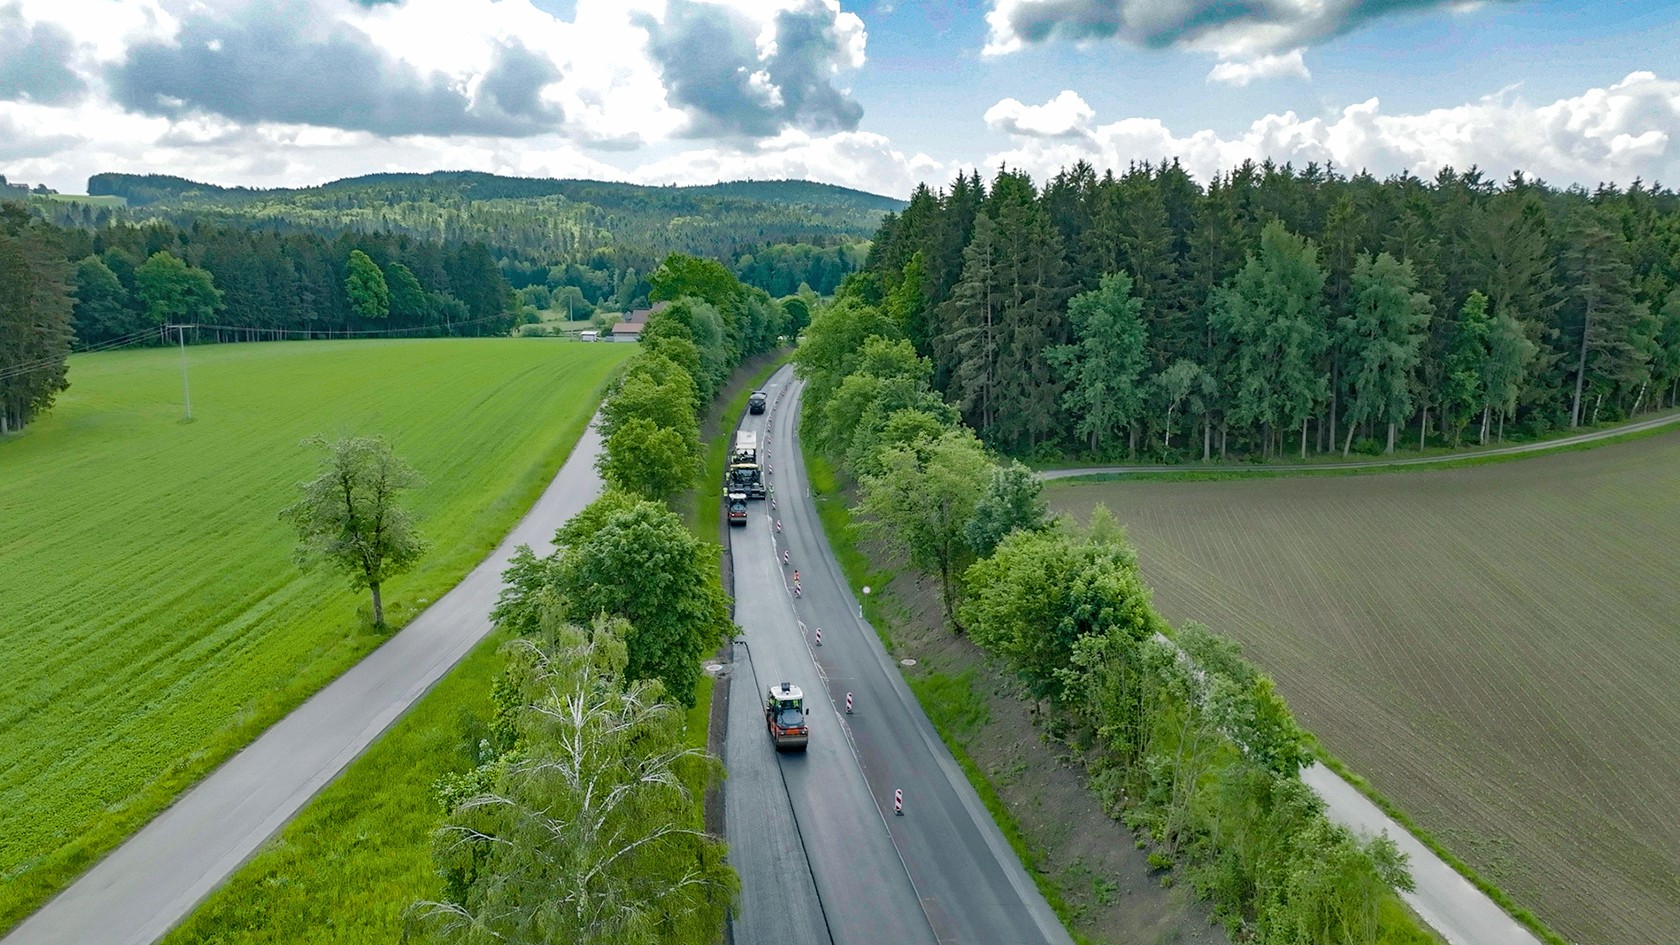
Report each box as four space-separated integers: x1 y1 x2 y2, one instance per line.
1047 432 1680 945
151 348 755 942
0 338 630 929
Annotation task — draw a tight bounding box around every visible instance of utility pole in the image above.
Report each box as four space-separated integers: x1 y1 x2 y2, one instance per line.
176 324 193 421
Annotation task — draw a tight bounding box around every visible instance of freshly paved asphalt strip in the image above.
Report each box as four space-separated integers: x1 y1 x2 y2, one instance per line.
4 420 606 945
724 366 930 945
722 366 836 945
1039 408 1680 480
728 373 1073 945
1303 765 1541 945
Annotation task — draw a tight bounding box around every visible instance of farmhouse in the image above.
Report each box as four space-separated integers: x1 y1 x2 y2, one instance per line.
609 299 668 342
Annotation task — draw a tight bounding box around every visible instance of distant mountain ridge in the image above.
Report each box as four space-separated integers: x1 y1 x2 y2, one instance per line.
87 170 905 213
81 171 901 284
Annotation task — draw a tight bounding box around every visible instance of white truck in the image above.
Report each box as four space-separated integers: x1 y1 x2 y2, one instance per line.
727 430 765 499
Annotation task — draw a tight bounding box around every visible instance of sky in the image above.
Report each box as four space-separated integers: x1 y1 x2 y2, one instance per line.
2 0 1678 199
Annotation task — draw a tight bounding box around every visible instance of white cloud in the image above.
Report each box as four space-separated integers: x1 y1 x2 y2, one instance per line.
984 0 1508 85
631 129 948 197
1206 48 1309 86
983 89 1095 138
980 72 1680 190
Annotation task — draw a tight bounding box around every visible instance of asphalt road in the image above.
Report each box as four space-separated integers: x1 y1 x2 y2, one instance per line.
1039 408 1680 480
723 369 1073 945
4 421 607 945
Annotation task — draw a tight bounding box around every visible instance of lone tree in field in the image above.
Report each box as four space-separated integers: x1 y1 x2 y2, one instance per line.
281 435 427 627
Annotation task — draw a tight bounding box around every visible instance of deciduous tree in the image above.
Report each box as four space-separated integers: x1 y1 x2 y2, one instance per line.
553 492 733 707
280 435 427 627
856 429 993 626
345 249 390 321
420 619 736 945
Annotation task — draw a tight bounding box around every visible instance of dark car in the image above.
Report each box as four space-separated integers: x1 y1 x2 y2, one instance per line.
748 391 767 414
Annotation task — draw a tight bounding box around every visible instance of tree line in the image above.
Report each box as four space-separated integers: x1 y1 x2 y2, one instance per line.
412 253 798 942
860 160 1680 460
0 204 522 433
796 290 1433 942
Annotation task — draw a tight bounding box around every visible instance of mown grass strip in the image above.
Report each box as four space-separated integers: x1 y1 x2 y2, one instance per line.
157 631 505 945
800 439 1090 942
0 339 630 930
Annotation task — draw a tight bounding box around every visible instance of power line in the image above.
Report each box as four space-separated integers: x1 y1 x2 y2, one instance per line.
0 313 515 383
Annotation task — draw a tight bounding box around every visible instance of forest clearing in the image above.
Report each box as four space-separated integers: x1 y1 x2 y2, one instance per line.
0 338 629 929
1047 433 1680 945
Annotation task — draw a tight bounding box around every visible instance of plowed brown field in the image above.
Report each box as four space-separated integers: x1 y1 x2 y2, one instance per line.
1048 434 1680 945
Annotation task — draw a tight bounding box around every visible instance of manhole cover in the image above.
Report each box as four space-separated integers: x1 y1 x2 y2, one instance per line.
899 658 917 667
704 663 725 675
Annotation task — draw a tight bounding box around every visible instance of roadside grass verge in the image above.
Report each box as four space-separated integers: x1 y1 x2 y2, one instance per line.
685 349 791 539
800 449 896 648
158 631 505 945
908 670 1101 945
801 437 1093 943
0 339 630 930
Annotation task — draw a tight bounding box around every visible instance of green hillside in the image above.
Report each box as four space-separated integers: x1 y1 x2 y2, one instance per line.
82 171 900 271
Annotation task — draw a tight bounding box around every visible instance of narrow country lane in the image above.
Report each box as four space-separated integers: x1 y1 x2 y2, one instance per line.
724 370 1073 945
1303 765 1541 945
4 422 607 945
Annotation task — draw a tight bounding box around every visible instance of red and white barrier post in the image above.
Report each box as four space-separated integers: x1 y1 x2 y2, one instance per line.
814 627 822 646
845 691 853 713
893 789 903 816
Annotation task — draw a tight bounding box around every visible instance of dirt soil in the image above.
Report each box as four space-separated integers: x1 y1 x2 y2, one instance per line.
1047 433 1680 945
865 538 1230 945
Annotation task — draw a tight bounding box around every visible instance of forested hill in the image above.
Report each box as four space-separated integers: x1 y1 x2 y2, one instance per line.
90 171 900 213
66 171 899 300
82 171 899 261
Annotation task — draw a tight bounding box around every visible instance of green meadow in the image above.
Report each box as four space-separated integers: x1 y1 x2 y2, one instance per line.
0 338 629 929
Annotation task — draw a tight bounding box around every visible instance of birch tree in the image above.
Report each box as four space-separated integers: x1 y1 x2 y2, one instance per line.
420 619 736 945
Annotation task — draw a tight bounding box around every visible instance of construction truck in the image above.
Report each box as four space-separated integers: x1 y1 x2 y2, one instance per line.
727 430 766 499
764 682 809 751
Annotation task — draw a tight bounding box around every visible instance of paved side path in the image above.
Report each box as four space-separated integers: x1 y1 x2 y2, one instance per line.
1040 409 1680 480
5 422 606 945
1303 765 1541 945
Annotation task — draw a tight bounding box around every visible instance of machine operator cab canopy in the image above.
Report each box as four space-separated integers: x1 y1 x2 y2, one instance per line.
764 682 809 751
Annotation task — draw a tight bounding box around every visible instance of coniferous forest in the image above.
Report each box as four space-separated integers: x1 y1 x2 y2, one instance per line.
861 160 1680 460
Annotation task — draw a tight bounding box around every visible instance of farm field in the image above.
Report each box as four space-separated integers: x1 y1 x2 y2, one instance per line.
1047 432 1680 945
0 338 630 930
